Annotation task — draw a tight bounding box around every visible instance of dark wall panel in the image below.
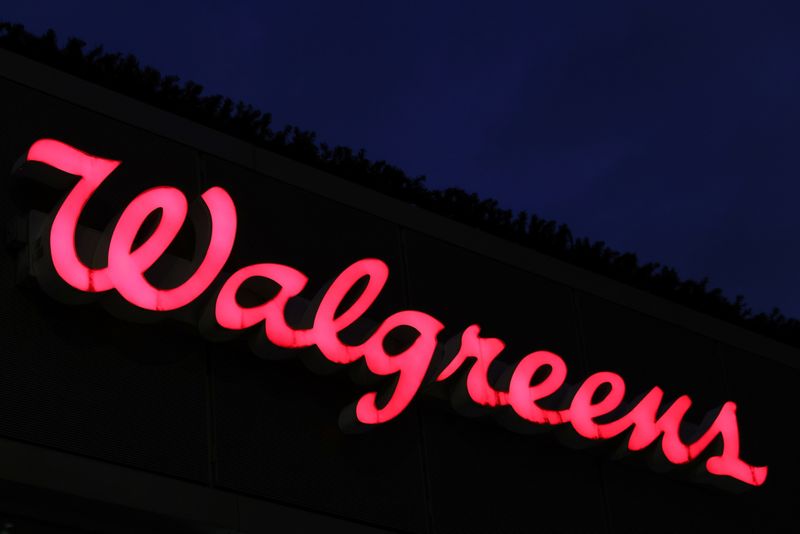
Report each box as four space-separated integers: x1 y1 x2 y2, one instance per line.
403 231 607 533
202 155 408 300
576 292 725 407
577 293 763 532
211 349 429 533
601 462 756 534
202 159 428 531
0 252 210 483
402 231 582 367
0 79 211 483
720 344 799 532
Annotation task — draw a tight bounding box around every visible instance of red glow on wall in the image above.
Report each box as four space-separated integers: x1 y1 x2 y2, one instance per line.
19 139 768 488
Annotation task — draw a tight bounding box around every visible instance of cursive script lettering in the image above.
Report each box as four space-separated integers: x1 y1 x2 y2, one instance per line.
16 139 767 487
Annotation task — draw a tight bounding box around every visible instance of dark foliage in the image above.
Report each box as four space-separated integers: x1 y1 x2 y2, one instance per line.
3 22 799 348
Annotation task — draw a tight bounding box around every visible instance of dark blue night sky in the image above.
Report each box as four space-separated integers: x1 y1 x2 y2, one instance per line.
5 1 800 317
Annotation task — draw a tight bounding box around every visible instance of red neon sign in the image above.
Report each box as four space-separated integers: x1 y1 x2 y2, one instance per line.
16 139 768 487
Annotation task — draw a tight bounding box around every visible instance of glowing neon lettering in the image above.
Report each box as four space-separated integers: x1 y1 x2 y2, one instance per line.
508 350 572 425
27 138 120 292
216 258 444 422
215 263 312 347
437 325 508 408
14 139 768 488
26 139 236 310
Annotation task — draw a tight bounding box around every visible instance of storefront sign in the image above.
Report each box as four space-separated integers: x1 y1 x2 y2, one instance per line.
13 139 767 488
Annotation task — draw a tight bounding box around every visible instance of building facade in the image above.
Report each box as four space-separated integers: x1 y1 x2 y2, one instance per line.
0 49 795 533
